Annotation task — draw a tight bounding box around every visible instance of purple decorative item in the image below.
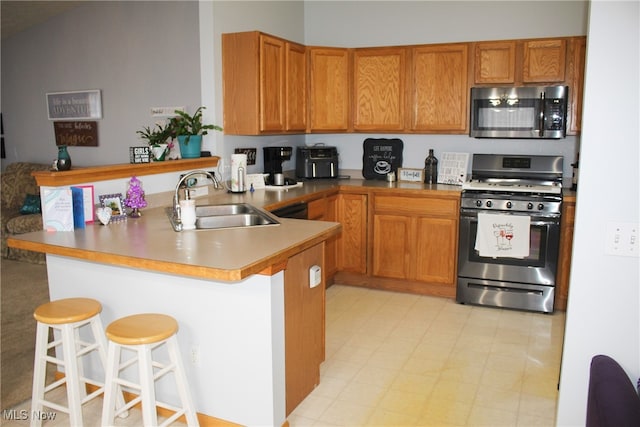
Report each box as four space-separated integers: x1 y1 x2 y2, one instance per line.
124 176 147 218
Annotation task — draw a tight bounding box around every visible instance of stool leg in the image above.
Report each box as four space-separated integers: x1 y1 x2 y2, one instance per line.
61 323 84 427
167 336 199 426
90 317 128 418
101 341 121 426
30 322 49 427
139 344 159 427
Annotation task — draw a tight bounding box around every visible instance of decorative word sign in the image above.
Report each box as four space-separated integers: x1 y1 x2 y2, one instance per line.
129 146 151 164
397 168 424 182
47 90 102 120
53 121 98 146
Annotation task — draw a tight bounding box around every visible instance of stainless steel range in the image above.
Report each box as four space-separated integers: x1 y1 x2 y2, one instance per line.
456 154 563 313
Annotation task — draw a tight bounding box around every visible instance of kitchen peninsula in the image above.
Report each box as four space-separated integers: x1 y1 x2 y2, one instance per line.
7 160 341 426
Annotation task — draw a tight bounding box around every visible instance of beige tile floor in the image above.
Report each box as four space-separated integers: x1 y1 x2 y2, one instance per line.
288 285 565 426
3 284 565 427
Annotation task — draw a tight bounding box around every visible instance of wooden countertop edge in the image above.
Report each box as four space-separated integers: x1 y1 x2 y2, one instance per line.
32 157 220 187
7 224 341 282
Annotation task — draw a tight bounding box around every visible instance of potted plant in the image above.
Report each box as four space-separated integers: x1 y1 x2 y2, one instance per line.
169 106 222 159
136 123 172 161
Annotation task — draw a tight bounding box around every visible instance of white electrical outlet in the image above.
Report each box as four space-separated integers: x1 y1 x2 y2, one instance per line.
190 345 200 366
309 265 322 288
605 222 639 257
150 106 185 117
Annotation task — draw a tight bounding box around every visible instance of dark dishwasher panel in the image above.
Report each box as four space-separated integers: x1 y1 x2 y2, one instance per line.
271 202 308 219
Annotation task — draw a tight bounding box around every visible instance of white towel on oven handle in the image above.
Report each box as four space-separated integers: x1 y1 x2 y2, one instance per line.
475 213 531 258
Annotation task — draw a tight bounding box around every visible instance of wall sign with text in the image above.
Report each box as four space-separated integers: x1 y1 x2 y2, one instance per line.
47 90 102 120
54 121 98 146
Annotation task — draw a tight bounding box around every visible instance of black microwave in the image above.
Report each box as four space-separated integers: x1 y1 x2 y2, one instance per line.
470 85 568 139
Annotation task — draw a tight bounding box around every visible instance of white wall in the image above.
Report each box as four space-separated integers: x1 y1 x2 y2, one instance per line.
1 1 201 169
556 1 640 425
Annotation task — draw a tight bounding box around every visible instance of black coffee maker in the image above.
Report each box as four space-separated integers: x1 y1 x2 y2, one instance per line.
263 146 296 185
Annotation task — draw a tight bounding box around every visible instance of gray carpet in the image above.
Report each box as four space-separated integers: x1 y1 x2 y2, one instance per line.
1 258 50 410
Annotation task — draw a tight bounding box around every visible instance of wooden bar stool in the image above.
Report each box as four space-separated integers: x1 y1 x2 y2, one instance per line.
101 313 199 427
31 297 126 427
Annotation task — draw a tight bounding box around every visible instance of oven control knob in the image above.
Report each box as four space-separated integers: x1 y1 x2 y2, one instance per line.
476 200 482 207
486 201 493 208
506 202 512 209
538 203 544 210
527 202 534 210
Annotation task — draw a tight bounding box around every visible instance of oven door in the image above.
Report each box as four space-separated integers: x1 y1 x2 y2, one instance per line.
457 209 560 285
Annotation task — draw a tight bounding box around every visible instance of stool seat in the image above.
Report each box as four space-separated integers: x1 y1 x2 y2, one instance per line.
33 297 102 324
106 313 179 345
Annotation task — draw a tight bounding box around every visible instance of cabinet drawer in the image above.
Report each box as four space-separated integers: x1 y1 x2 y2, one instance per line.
307 198 327 220
374 195 458 217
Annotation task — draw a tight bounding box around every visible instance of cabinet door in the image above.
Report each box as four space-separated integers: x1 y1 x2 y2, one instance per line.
411 44 469 132
337 193 367 274
523 39 566 83
414 217 458 285
353 47 406 131
567 37 586 135
260 34 285 132
473 41 516 84
309 48 350 132
285 42 307 132
372 214 411 279
325 195 339 279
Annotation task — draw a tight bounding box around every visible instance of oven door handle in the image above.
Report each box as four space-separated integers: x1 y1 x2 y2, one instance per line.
460 210 560 225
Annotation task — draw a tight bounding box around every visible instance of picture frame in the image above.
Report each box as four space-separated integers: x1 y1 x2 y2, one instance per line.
46 90 102 120
397 168 424 183
99 193 126 221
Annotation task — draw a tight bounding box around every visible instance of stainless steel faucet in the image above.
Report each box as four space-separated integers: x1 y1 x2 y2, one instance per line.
172 170 221 225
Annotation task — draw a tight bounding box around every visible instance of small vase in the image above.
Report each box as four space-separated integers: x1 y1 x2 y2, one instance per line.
56 145 72 171
177 135 202 159
129 208 142 218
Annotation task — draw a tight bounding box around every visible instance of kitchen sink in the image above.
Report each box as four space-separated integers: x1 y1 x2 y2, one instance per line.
166 203 280 231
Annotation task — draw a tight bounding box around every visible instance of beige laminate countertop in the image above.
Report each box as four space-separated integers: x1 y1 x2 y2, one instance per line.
7 175 575 282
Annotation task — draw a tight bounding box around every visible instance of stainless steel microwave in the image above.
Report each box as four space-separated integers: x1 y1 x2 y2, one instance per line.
470 85 568 139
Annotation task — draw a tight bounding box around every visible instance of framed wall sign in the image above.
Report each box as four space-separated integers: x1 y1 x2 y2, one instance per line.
47 90 102 120
397 168 424 182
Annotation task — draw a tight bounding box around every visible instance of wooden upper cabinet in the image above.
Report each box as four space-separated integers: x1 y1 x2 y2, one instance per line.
474 41 516 84
309 47 351 132
567 36 586 134
353 47 406 131
523 39 566 83
285 41 307 132
411 43 469 133
259 35 285 132
222 31 306 135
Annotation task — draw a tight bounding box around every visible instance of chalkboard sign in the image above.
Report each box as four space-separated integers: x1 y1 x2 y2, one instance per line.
362 138 404 180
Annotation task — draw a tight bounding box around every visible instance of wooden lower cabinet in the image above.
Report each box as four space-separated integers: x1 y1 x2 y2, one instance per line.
284 243 325 415
308 195 339 281
555 200 576 310
337 192 368 274
370 192 459 295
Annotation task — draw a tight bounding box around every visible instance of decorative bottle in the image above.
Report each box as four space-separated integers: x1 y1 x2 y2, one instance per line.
424 149 438 184
56 145 72 171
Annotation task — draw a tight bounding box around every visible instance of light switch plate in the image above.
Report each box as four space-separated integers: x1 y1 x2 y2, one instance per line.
605 222 639 257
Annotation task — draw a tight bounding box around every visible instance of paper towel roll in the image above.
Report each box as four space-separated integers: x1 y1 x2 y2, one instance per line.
230 154 247 192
